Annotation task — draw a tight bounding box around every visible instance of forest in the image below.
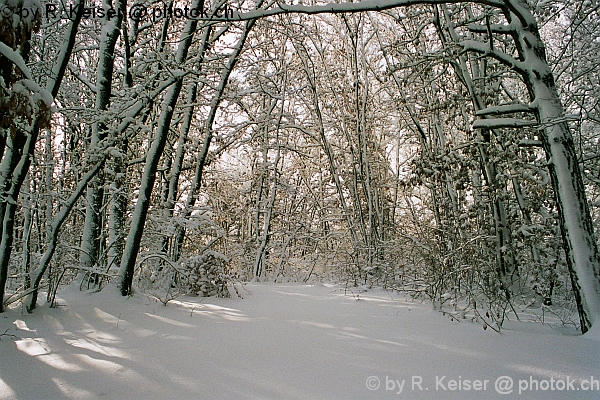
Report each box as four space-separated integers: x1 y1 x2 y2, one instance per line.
0 0 599 336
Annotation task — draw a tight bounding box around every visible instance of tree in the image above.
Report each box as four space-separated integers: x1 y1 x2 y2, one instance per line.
0 0 80 311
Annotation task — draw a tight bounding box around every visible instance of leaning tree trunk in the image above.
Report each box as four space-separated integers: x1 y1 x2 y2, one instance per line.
509 0 600 333
106 16 138 273
464 0 600 333
27 161 105 311
172 17 259 262
162 82 198 260
117 6 201 295
534 78 600 333
117 0 242 294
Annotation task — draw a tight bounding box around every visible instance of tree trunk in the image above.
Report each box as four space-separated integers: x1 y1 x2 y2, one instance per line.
164 83 198 260
464 0 600 332
118 2 203 295
293 39 361 254
81 0 126 271
107 152 127 271
27 161 105 311
254 149 280 279
172 18 259 261
1 2 79 303
536 88 600 333
506 0 600 333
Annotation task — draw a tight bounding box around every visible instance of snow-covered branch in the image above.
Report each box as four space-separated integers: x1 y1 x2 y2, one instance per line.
229 0 504 21
476 104 535 116
473 118 537 129
0 42 33 80
460 40 527 76
467 22 516 34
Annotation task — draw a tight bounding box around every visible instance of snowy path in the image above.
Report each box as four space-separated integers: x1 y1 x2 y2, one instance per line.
1 283 598 399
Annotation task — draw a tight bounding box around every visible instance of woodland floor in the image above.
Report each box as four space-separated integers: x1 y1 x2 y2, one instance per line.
0 282 599 399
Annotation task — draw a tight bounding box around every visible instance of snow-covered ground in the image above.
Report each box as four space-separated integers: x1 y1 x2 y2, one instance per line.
1 282 598 399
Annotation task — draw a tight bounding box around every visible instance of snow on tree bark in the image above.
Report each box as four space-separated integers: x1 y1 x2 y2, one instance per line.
463 0 600 332
81 0 126 271
118 0 204 295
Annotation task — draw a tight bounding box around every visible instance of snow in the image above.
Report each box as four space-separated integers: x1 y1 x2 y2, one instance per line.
0 42 32 80
233 0 505 21
1 283 598 400
475 104 534 116
530 64 600 329
12 79 54 111
472 118 537 129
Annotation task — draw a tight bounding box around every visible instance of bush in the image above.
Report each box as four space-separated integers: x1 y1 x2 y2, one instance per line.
181 251 232 297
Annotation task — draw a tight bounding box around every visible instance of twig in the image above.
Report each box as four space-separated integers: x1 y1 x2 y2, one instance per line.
190 299 206 317
0 329 18 340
